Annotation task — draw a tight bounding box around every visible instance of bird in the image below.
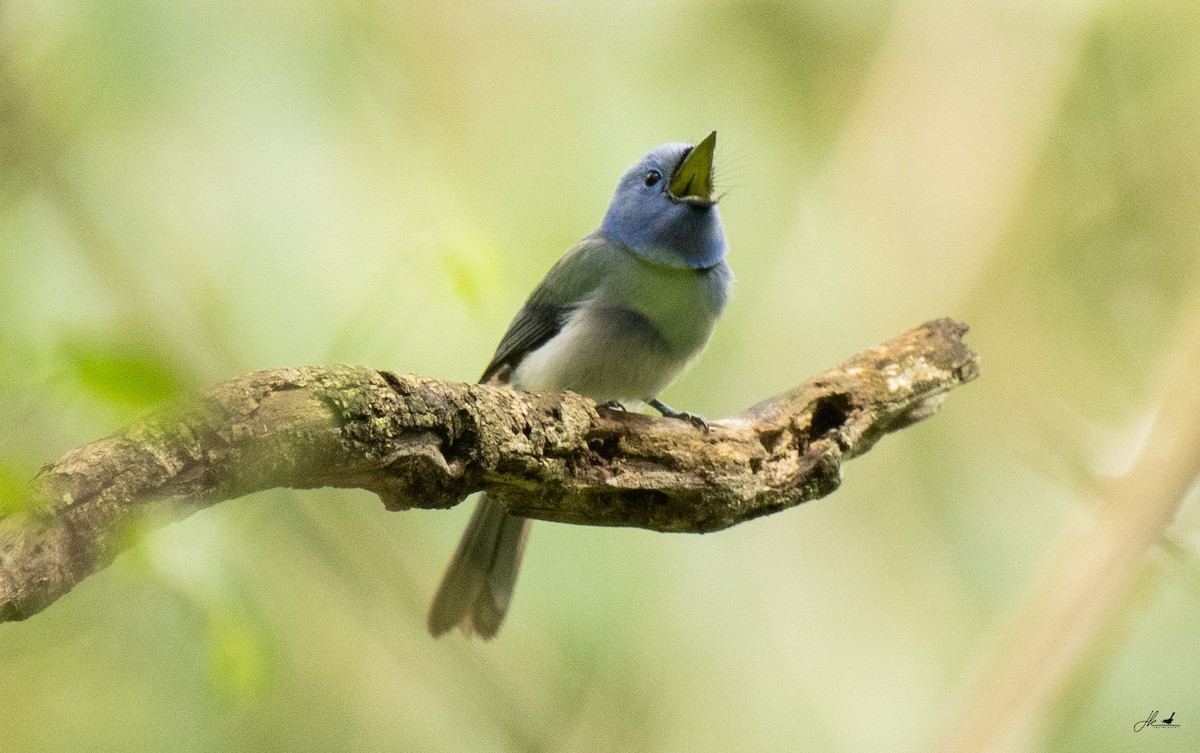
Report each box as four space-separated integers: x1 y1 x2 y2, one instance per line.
427 131 732 639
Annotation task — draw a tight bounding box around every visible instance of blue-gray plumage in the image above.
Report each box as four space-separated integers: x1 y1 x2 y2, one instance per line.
428 132 732 638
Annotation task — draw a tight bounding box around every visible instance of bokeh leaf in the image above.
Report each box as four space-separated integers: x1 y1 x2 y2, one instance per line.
206 607 273 709
0 462 31 517
60 336 183 407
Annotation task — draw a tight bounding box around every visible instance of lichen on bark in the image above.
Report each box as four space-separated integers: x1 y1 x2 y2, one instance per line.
0 318 978 622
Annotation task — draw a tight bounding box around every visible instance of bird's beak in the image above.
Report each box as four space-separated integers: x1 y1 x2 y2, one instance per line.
668 131 717 206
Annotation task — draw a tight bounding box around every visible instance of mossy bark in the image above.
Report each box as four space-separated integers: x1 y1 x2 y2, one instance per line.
0 318 979 622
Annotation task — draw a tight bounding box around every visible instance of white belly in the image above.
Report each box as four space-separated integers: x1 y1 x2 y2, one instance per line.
510 303 689 401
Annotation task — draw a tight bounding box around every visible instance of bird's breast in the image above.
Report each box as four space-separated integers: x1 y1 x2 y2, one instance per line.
510 256 730 401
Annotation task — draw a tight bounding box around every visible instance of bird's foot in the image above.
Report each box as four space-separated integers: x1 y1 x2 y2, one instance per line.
647 398 709 432
598 400 628 412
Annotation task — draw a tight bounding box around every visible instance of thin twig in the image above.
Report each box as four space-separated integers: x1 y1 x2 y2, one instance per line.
927 301 1200 753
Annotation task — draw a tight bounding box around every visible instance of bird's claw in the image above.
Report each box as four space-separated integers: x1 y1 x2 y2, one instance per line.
676 411 710 432
647 398 710 433
598 400 628 412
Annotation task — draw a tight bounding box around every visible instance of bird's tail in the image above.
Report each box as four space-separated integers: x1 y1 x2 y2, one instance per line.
427 494 531 639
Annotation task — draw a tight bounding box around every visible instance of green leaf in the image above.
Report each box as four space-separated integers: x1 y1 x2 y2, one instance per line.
0 463 31 517
439 235 502 314
62 337 182 406
206 608 272 708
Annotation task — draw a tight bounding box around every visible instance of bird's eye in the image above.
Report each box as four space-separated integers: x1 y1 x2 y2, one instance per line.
643 170 662 187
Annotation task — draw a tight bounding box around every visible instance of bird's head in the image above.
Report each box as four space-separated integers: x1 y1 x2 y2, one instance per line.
599 131 727 270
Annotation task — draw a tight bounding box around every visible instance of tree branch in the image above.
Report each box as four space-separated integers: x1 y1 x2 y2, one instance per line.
0 318 978 623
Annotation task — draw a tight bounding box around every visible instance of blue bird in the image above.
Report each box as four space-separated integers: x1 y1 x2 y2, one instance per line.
428 132 732 638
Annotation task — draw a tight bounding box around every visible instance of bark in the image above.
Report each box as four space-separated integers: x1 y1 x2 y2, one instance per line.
0 318 978 622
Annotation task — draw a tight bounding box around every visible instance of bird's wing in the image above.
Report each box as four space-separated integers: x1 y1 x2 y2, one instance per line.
478 302 569 384
479 236 617 384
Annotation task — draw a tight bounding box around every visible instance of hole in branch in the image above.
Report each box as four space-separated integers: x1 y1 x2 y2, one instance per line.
379 370 406 393
809 393 852 437
758 427 785 453
587 433 621 458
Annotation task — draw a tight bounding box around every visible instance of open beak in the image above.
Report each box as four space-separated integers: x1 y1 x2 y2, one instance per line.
667 131 717 206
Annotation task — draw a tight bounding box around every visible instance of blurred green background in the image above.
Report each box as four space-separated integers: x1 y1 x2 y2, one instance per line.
2 0 1198 751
